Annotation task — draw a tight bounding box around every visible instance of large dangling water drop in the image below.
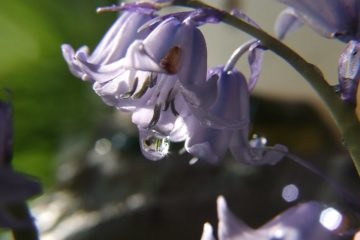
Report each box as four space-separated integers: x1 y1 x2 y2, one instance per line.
139 129 170 161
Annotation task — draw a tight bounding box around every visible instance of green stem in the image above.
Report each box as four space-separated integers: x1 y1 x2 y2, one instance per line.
174 0 360 175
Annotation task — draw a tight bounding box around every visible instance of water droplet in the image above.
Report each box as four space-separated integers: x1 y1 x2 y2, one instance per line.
139 130 170 161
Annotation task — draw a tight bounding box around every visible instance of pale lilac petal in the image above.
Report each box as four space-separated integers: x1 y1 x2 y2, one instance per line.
184 116 232 164
141 17 182 64
338 40 360 104
262 201 337 240
248 42 264 91
74 52 129 83
119 40 167 73
61 44 88 80
200 223 216 240
175 24 208 90
274 8 304 40
62 9 155 83
279 0 360 41
217 196 253 240
208 69 250 129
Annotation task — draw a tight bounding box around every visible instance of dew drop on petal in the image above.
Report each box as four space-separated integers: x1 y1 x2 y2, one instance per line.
139 130 170 161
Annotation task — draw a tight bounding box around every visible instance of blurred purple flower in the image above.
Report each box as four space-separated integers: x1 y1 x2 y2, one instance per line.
0 100 41 229
201 196 341 240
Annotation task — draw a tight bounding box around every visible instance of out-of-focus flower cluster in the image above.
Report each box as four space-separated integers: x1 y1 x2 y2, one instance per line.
62 1 286 164
201 196 345 240
0 99 41 229
275 0 360 105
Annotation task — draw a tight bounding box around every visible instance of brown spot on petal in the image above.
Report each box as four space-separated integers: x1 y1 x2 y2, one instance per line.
160 46 181 74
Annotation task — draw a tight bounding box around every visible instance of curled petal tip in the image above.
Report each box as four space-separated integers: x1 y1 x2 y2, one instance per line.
200 223 215 240
274 8 303 40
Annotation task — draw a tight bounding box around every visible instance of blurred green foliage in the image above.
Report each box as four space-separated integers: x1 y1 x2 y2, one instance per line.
0 0 117 187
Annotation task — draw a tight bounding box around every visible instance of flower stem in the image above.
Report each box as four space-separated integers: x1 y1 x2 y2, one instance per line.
174 0 360 175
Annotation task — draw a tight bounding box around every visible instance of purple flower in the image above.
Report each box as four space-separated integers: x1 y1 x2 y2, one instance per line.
61 3 157 83
338 40 360 104
0 100 41 228
201 196 342 240
275 0 360 42
184 66 287 164
62 4 285 164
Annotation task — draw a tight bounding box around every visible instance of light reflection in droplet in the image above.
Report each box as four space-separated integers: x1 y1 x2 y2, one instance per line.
140 130 170 161
319 207 343 231
281 184 299 202
94 138 112 155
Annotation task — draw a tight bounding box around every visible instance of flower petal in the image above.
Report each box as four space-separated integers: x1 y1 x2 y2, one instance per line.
217 196 253 240
184 116 232 164
200 223 216 240
278 0 360 41
338 40 360 104
274 8 304 40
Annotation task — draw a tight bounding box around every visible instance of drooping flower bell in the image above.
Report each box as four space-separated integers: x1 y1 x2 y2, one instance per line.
183 65 287 164
0 99 41 228
201 196 342 240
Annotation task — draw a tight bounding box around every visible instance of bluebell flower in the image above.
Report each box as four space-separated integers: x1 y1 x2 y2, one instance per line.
0 100 41 228
62 4 285 164
275 0 360 104
275 0 360 42
201 196 342 240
